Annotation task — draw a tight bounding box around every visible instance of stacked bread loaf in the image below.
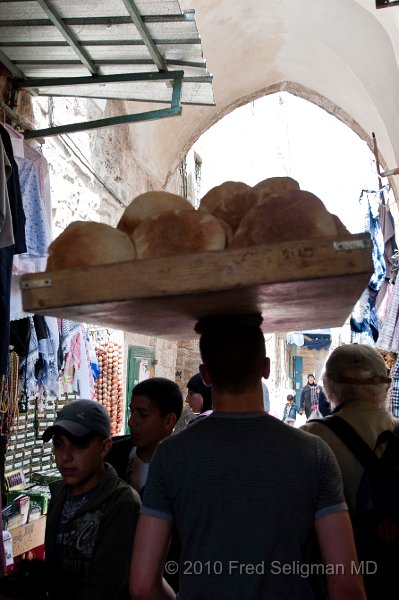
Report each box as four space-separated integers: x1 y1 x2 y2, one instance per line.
45 178 348 270
199 177 348 247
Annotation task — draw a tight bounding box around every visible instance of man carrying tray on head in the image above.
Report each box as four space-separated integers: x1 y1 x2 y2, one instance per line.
130 314 366 600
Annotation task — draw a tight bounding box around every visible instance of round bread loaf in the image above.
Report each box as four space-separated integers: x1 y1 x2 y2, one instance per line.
199 181 252 232
245 176 301 209
132 210 226 259
46 221 136 270
253 176 300 194
231 190 337 248
117 191 194 235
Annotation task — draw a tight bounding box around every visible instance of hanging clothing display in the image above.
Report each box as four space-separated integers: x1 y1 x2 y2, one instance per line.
377 274 399 352
351 189 386 343
0 125 26 380
0 138 13 249
389 356 399 418
0 126 26 255
377 198 398 310
12 151 50 275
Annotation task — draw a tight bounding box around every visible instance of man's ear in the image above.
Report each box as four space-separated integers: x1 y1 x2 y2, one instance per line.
199 363 212 386
165 412 177 433
102 437 113 459
263 357 270 380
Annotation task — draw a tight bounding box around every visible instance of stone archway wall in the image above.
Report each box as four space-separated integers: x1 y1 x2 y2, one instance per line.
166 80 395 197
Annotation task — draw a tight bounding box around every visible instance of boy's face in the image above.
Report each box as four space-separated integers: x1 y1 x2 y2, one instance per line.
128 394 175 462
53 433 110 496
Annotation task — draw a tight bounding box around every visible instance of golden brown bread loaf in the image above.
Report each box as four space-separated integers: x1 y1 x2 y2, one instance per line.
231 190 338 247
46 221 136 270
132 209 226 259
245 176 301 208
253 176 300 194
199 181 252 232
117 191 194 235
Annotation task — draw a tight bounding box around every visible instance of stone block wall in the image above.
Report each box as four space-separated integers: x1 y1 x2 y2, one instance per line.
175 338 201 392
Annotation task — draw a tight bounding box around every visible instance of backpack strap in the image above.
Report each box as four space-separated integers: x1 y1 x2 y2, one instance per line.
314 416 382 471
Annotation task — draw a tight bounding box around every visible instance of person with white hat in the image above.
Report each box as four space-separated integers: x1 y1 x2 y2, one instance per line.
302 343 397 599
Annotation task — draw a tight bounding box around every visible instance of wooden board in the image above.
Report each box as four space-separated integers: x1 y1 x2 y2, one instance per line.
20 233 373 339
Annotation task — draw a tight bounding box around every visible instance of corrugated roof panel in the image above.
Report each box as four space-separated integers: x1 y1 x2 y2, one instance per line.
52 0 184 18
31 78 212 104
0 0 215 109
3 47 85 62
128 0 184 16
0 19 199 44
4 44 205 65
0 1 49 20
47 0 184 18
0 26 66 44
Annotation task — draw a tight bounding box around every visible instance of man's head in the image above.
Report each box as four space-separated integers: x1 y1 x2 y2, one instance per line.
307 374 315 385
322 344 391 408
194 314 269 394
186 372 212 414
128 377 183 461
42 399 112 495
43 399 111 442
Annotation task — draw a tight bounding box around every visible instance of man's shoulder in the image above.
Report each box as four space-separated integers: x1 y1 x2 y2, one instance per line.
103 464 141 509
114 476 142 507
106 435 133 477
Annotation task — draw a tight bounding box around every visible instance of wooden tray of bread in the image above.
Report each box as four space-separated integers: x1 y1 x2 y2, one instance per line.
20 233 373 340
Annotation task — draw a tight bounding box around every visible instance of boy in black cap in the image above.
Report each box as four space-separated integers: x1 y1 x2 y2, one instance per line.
43 399 141 600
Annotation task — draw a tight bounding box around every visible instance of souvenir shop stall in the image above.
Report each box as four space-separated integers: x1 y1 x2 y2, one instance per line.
0 117 126 572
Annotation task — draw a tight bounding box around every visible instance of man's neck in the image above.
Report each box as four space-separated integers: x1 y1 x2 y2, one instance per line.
136 446 156 463
212 385 264 413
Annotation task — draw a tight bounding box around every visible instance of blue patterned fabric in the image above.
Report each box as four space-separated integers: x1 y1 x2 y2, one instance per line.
15 156 49 257
351 190 386 342
389 355 399 418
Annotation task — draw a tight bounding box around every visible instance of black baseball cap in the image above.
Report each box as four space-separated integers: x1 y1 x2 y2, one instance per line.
43 399 111 442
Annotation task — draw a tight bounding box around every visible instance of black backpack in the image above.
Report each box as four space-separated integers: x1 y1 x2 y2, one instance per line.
316 416 399 600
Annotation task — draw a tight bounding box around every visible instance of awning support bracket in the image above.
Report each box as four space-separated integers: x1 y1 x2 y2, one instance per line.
13 70 184 139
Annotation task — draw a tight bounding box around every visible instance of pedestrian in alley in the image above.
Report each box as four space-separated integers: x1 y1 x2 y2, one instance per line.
300 373 318 418
282 393 301 426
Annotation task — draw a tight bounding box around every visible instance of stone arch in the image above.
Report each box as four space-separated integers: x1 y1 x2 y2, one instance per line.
165 81 389 190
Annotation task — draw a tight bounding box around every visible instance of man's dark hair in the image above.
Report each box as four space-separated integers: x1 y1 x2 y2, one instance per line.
132 377 183 419
194 314 266 394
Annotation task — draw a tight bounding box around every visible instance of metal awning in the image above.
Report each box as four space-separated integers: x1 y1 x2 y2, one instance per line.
0 0 215 137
